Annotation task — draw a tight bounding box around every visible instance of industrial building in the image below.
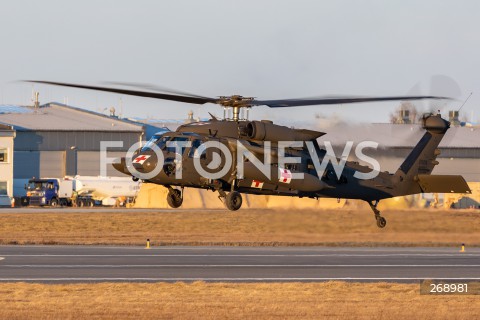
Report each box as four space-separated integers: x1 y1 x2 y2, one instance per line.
319 116 480 182
0 102 146 196
318 111 480 208
0 124 15 198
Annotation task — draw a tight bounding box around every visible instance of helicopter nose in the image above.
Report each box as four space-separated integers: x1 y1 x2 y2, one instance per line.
112 157 130 175
132 154 156 173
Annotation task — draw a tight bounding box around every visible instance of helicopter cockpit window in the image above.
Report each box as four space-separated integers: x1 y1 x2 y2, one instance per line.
166 137 190 154
188 139 202 158
141 134 171 152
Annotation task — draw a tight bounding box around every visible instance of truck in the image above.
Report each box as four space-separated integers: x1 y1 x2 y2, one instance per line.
73 176 141 207
24 178 74 207
23 176 141 207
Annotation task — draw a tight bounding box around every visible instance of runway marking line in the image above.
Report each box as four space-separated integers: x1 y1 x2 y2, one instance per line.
1 254 480 257
2 264 480 268
0 277 480 282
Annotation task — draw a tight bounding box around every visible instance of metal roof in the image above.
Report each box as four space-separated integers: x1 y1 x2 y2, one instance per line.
0 103 143 132
0 105 33 114
318 123 480 149
124 118 184 139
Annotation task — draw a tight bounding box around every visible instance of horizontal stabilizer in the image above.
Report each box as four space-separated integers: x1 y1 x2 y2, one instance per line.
294 129 326 140
417 175 471 194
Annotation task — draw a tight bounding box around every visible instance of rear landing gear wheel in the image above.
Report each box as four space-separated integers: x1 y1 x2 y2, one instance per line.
167 189 183 208
225 191 242 211
376 216 387 228
367 200 387 228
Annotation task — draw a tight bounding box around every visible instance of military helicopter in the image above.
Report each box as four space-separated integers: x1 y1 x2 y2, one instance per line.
28 80 471 228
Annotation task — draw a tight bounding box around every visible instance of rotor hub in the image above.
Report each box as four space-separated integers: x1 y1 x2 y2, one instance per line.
218 96 254 121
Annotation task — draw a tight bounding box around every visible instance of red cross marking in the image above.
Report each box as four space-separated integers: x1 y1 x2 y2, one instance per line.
252 180 262 187
133 155 149 163
279 168 292 183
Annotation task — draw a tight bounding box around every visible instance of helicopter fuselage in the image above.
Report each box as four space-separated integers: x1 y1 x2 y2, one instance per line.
115 119 405 202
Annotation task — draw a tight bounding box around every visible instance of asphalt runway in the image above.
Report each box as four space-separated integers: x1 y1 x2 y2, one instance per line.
0 246 479 283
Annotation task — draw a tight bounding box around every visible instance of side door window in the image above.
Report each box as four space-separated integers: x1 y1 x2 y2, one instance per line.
166 137 190 155
188 139 202 158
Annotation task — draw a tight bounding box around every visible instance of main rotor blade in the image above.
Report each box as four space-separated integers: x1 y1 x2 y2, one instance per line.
251 95 451 108
26 80 218 105
26 80 451 109
104 81 213 100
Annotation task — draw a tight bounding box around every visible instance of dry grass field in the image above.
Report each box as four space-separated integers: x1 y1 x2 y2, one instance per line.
0 208 479 246
0 282 479 319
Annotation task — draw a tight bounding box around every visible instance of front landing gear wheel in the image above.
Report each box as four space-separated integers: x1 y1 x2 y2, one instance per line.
376 216 387 228
167 189 183 208
225 191 242 211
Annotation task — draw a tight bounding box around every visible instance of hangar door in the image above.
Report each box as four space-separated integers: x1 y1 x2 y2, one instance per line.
14 151 65 179
14 151 40 179
40 151 65 177
77 151 126 177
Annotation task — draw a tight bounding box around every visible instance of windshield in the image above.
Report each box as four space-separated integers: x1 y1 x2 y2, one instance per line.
27 181 54 191
141 134 171 152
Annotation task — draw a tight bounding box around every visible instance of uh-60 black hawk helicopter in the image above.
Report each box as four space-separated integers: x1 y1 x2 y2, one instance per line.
30 80 471 228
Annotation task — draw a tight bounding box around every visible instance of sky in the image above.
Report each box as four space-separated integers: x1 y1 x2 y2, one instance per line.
0 0 479 125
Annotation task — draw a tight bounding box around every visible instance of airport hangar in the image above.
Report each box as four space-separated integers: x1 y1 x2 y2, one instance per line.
0 102 171 198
